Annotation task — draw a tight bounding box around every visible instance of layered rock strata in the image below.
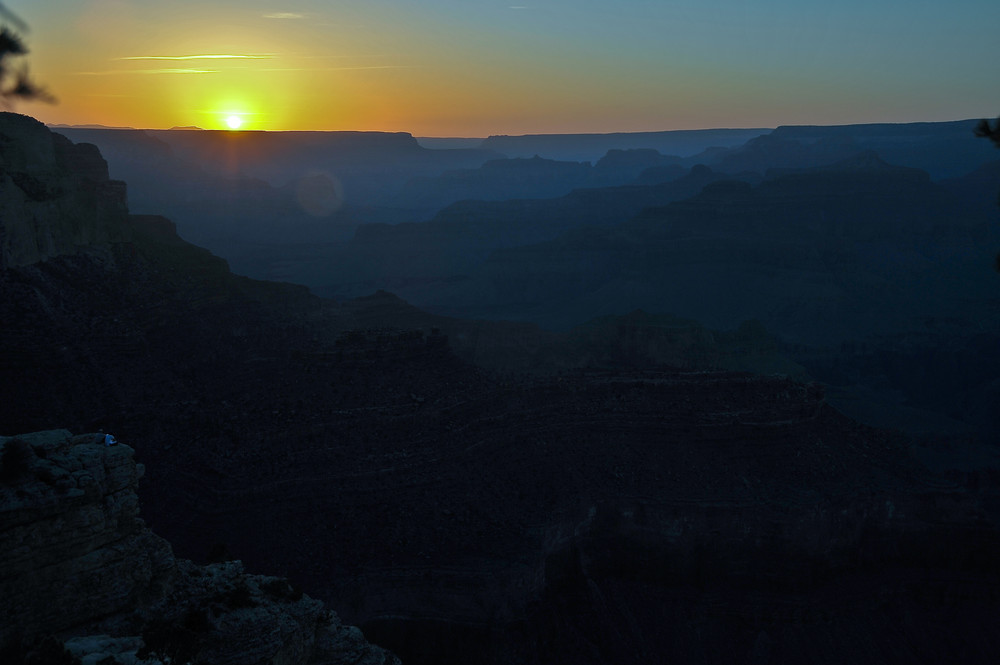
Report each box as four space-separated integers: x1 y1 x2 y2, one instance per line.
1 113 129 269
0 429 399 665
4 113 1000 665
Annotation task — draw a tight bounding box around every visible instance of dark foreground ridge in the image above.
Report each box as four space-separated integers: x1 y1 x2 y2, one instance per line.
0 429 399 665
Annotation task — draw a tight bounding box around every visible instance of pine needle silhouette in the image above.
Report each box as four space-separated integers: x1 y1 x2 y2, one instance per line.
0 3 54 106
975 116 1000 271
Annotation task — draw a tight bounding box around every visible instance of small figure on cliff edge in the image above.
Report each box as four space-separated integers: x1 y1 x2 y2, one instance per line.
104 434 118 446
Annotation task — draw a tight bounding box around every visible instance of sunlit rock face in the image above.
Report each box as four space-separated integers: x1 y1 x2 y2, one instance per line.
0 112 129 269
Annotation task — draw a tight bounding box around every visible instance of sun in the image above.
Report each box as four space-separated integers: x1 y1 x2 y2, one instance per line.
225 115 243 130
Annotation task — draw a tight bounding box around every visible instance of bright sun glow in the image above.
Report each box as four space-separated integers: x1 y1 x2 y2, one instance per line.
225 115 243 129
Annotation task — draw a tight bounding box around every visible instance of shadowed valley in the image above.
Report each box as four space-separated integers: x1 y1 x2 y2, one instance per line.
3 112 1000 664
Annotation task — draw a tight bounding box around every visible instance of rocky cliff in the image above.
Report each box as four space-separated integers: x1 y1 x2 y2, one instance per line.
0 429 399 665
0 113 129 269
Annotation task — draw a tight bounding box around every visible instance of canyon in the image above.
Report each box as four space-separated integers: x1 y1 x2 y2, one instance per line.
3 111 1000 664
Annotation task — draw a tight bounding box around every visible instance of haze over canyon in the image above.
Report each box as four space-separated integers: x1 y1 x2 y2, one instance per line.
2 105 1000 665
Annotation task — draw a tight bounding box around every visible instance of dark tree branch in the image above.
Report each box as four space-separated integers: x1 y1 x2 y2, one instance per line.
976 116 1000 271
0 15 54 105
0 3 29 33
974 117 1000 149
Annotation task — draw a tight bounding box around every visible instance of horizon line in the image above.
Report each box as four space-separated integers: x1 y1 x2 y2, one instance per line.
37 116 985 138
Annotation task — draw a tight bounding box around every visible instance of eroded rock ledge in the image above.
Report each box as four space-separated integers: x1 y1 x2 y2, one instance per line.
0 113 130 270
0 429 399 665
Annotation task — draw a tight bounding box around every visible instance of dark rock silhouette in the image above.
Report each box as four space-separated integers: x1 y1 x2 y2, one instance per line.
479 128 769 162
392 155 593 211
0 430 399 665
438 150 1000 439
332 150 991 342
319 164 756 304
34 108 1000 440
51 120 1000 315
704 120 998 179
52 125 507 277
591 148 684 185
941 158 1000 214
1 113 127 268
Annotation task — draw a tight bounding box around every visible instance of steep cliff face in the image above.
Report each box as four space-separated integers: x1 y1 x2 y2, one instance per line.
0 430 173 643
0 113 129 269
0 430 399 665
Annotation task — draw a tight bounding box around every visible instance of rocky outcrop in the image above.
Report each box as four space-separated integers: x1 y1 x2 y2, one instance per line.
0 430 399 665
0 113 129 269
0 430 173 643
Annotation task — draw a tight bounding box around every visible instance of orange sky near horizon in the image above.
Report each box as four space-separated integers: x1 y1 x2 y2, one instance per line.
7 1 1000 136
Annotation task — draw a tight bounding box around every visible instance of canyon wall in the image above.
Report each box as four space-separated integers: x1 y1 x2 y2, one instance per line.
1 113 129 269
0 430 399 665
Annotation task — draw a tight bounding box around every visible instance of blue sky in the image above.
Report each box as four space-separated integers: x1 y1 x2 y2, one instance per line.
9 0 1000 134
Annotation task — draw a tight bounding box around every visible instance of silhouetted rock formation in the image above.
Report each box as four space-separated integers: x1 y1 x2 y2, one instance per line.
0 430 172 642
941 158 1000 214
1 113 128 268
705 120 997 179
479 128 769 162
592 148 683 185
466 152 994 338
450 150 1000 439
324 164 756 303
50 125 508 280
57 125 501 207
0 430 399 665
393 155 593 210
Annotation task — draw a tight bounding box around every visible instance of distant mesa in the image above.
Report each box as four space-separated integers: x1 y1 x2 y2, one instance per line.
47 123 136 130
46 124 205 131
715 119 996 179
415 136 486 150
480 128 770 162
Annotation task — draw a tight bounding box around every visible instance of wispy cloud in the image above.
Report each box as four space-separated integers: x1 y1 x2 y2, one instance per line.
264 12 304 20
76 68 219 75
141 68 218 74
260 65 419 72
118 54 274 61
286 54 393 59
